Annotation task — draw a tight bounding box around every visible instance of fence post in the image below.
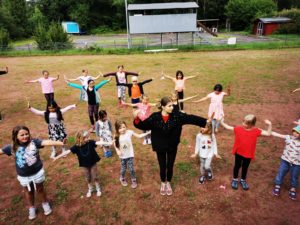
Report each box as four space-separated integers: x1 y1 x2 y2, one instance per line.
27 44 31 54
145 36 148 49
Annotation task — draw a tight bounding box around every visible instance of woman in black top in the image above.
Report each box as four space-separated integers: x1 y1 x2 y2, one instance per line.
134 97 207 196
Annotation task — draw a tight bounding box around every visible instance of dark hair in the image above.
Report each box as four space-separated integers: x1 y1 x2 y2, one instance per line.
214 84 223 92
42 70 49 75
114 120 126 148
158 97 172 111
99 110 107 120
82 69 87 73
87 79 94 85
44 100 63 124
176 70 184 79
12 125 31 153
118 65 124 69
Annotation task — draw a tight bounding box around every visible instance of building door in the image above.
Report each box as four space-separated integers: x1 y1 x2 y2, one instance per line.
257 22 263 36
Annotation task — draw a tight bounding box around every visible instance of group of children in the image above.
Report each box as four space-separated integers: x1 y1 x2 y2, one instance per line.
0 65 299 221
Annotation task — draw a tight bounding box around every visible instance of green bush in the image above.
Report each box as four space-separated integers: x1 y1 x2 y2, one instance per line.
48 23 72 50
277 8 300 34
34 23 72 50
90 26 114 34
0 28 10 51
34 24 51 50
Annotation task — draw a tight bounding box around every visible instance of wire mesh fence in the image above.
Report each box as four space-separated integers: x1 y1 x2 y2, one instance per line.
1 32 300 53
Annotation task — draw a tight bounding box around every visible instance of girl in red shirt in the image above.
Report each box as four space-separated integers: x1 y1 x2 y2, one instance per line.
221 115 272 190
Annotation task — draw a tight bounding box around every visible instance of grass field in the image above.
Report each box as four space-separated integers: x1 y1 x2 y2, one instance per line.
0 49 300 225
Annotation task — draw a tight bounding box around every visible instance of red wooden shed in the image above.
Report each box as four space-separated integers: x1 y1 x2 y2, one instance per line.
253 17 292 36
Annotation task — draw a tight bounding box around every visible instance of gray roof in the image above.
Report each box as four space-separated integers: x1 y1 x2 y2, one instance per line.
258 17 292 23
128 2 199 11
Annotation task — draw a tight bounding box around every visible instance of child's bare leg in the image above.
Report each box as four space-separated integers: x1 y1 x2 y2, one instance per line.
83 167 93 197
36 182 48 203
36 182 52 215
23 186 35 208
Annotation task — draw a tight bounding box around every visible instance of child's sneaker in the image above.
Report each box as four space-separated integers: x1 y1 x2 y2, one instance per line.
231 179 238 190
272 185 281 196
207 172 213 181
289 190 297 201
147 139 151 145
86 188 93 198
160 183 167 196
240 179 249 191
28 207 36 220
143 139 147 145
199 175 205 184
96 187 102 197
131 179 138 189
166 182 173 196
42 202 52 216
120 177 128 186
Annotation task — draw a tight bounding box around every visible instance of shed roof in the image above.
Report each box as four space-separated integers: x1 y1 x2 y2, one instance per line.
257 17 292 24
128 2 199 11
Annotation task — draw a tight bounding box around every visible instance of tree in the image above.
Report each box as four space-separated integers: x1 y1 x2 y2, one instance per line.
37 0 71 22
225 0 277 30
0 28 10 50
277 0 300 10
28 6 48 34
2 0 29 38
277 8 300 34
69 3 90 31
0 5 14 36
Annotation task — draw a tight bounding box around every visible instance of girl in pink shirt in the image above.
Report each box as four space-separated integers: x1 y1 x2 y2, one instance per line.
221 115 272 191
122 94 156 145
162 70 196 110
194 84 230 132
26 70 59 103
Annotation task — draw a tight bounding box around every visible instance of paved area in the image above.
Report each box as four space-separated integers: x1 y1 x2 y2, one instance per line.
71 32 276 48
14 32 278 50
